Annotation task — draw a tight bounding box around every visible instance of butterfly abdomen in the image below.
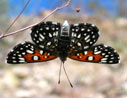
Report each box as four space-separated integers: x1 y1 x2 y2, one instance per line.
57 36 70 62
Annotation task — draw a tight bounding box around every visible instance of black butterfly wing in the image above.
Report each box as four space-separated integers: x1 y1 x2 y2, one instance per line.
31 21 61 50
70 23 100 51
6 42 58 64
69 44 120 64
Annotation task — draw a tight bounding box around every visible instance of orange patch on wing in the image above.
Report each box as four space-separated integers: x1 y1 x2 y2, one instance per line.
71 51 103 62
24 50 56 63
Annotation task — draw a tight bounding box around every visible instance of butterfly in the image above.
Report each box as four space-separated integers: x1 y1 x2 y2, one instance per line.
6 20 120 64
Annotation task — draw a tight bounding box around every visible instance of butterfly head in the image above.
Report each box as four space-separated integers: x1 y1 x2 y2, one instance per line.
61 20 70 37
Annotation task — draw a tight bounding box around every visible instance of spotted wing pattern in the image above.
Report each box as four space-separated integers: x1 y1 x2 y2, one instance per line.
70 23 100 51
69 44 120 64
6 42 57 64
31 21 61 49
6 21 120 64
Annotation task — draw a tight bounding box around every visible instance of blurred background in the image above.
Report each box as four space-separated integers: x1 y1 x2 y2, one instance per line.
0 0 127 98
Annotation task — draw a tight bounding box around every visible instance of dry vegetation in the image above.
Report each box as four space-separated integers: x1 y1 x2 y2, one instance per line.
0 10 127 98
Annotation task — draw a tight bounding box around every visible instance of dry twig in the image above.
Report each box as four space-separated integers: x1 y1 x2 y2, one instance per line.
0 0 72 39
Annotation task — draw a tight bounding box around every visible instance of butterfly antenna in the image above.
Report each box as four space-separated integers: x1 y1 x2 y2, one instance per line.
62 62 73 88
58 61 63 84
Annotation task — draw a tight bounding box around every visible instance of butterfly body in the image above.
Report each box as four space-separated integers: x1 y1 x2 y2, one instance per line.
6 21 120 64
57 21 71 62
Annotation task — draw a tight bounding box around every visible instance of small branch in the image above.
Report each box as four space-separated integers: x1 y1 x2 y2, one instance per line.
3 0 31 34
0 0 72 39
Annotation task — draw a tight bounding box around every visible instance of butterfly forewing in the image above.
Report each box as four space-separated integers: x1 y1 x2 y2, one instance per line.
70 23 100 51
31 21 61 49
68 44 120 64
6 42 57 64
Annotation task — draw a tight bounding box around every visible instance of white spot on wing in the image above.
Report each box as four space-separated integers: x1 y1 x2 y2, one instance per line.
56 28 59 30
16 51 19 53
92 35 95 38
72 32 74 37
36 30 39 33
87 29 90 32
118 60 120 63
12 57 16 59
105 55 109 57
74 24 79 26
77 53 80 56
110 57 114 59
77 42 81 46
81 28 85 31
40 50 43 54
22 52 26 55
47 42 51 46
33 56 39 60
101 60 107 63
84 35 90 41
76 28 79 32
84 33 87 36
49 33 52 37
13 54 16 56
19 60 25 63
104 45 108 47
52 27 55 30
109 61 113 63
84 51 88 55
74 33 77 37
92 24 95 27
86 39 90 42
34 34 37 37
90 42 93 44
18 54 22 57
20 48 23 50
19 58 25 63
84 46 89 49
77 34 81 38
19 58 24 60
46 27 49 30
98 32 101 35
72 29 75 31
44 56 47 58
52 22 57 25
88 56 93 61
39 34 45 39
11 49 14 52
40 28 43 31
13 60 17 63
27 50 34 54
39 38 43 41
101 58 108 61
39 45 44 48
53 32 56 36
94 51 101 54
36 41 39 43
56 31 58 36
102 53 106 56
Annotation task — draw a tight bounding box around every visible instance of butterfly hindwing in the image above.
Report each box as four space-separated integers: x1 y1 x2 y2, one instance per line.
31 21 61 49
70 23 100 51
6 42 57 64
68 44 120 64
